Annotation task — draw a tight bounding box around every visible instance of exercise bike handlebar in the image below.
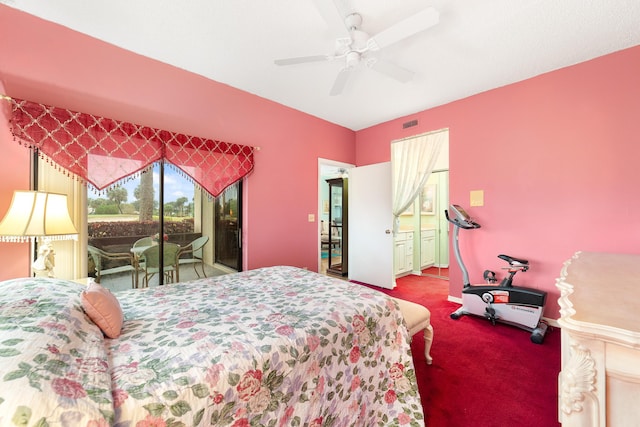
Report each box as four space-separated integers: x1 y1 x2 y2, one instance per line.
444 205 481 230
445 205 480 288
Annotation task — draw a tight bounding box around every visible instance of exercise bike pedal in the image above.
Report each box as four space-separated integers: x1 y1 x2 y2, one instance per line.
483 270 497 283
485 306 497 325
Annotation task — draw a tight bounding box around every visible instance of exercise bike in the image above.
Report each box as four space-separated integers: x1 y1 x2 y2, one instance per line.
445 204 548 344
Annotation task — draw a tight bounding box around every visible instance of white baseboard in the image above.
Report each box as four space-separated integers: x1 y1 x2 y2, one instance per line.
447 295 462 304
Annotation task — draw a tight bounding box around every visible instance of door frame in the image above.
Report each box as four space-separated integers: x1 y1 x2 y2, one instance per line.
318 158 354 273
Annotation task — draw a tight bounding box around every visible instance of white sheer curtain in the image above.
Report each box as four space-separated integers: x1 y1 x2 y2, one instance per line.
391 129 447 230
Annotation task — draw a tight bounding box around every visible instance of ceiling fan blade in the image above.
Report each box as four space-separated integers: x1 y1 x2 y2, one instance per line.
368 7 439 51
330 67 353 96
274 55 330 66
370 59 414 83
312 0 350 39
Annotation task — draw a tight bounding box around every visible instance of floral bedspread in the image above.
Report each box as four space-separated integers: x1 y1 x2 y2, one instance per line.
110 266 425 426
0 278 114 426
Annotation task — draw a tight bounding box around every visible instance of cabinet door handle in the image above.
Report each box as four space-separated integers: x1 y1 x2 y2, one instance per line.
385 229 391 234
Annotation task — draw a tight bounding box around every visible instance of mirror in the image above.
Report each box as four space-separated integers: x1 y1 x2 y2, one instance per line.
420 170 449 279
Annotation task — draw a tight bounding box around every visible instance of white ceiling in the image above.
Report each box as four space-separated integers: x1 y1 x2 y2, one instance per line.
4 0 640 130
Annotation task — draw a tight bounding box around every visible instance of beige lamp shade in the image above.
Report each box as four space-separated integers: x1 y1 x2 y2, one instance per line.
0 191 78 242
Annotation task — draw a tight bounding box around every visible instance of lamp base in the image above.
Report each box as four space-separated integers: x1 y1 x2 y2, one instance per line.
32 238 55 278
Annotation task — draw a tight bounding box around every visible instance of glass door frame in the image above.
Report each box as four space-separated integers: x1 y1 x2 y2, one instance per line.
214 181 242 271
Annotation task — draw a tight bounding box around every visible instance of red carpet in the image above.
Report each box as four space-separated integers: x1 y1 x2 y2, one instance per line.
360 274 561 427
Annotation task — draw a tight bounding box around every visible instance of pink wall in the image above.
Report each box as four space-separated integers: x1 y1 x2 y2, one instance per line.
0 6 355 276
2 6 639 320
356 45 640 318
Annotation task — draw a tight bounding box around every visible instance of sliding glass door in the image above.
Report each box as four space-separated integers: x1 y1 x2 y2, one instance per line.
86 161 208 287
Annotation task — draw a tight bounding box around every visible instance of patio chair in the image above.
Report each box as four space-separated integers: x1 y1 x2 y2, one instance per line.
87 245 137 288
134 236 154 248
141 242 180 286
130 236 155 286
178 235 209 278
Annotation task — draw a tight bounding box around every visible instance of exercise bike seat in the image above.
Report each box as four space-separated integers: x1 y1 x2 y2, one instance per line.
498 254 529 266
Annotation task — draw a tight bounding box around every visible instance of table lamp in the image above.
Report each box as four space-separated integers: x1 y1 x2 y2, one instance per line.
0 191 78 278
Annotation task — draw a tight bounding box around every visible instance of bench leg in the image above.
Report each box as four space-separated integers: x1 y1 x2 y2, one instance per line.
423 324 434 365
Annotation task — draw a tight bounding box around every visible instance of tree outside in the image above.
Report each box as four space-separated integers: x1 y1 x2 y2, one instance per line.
87 164 196 242
137 170 154 222
107 187 128 214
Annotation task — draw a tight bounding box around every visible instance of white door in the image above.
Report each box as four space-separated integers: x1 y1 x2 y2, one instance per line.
348 162 395 289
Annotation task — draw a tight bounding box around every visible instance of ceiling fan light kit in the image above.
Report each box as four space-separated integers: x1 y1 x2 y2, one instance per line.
274 3 440 96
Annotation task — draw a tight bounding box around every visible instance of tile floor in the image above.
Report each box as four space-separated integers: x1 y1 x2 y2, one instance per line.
97 263 231 292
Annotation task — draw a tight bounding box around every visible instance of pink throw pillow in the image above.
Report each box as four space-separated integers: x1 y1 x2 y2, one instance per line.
81 280 123 338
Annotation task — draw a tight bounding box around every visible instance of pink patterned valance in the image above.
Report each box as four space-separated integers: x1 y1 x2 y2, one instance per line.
8 98 254 197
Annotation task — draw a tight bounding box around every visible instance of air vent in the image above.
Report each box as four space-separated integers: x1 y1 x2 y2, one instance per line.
403 119 418 129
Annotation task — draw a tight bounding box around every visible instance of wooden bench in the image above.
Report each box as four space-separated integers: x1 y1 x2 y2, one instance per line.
392 297 434 364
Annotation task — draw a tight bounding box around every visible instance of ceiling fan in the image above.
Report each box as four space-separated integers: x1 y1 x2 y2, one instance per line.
274 2 440 96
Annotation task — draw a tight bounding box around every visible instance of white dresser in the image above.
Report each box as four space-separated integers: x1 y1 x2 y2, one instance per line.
556 251 640 426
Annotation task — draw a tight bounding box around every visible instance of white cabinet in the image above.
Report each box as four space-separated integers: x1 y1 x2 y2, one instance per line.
394 231 413 276
420 229 436 269
557 251 640 426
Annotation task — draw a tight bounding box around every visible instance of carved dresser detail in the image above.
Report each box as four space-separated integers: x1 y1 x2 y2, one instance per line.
557 251 640 426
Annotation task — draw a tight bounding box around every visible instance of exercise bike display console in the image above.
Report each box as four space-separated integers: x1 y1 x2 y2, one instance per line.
445 204 548 344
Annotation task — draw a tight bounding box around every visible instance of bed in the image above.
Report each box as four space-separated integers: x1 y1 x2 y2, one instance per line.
0 266 425 426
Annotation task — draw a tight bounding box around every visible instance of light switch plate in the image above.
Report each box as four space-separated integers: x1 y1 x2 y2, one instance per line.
308 214 315 222
470 190 484 206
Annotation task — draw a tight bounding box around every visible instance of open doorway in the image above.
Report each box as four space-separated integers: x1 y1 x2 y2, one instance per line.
392 129 449 281
395 170 449 279
318 159 354 275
